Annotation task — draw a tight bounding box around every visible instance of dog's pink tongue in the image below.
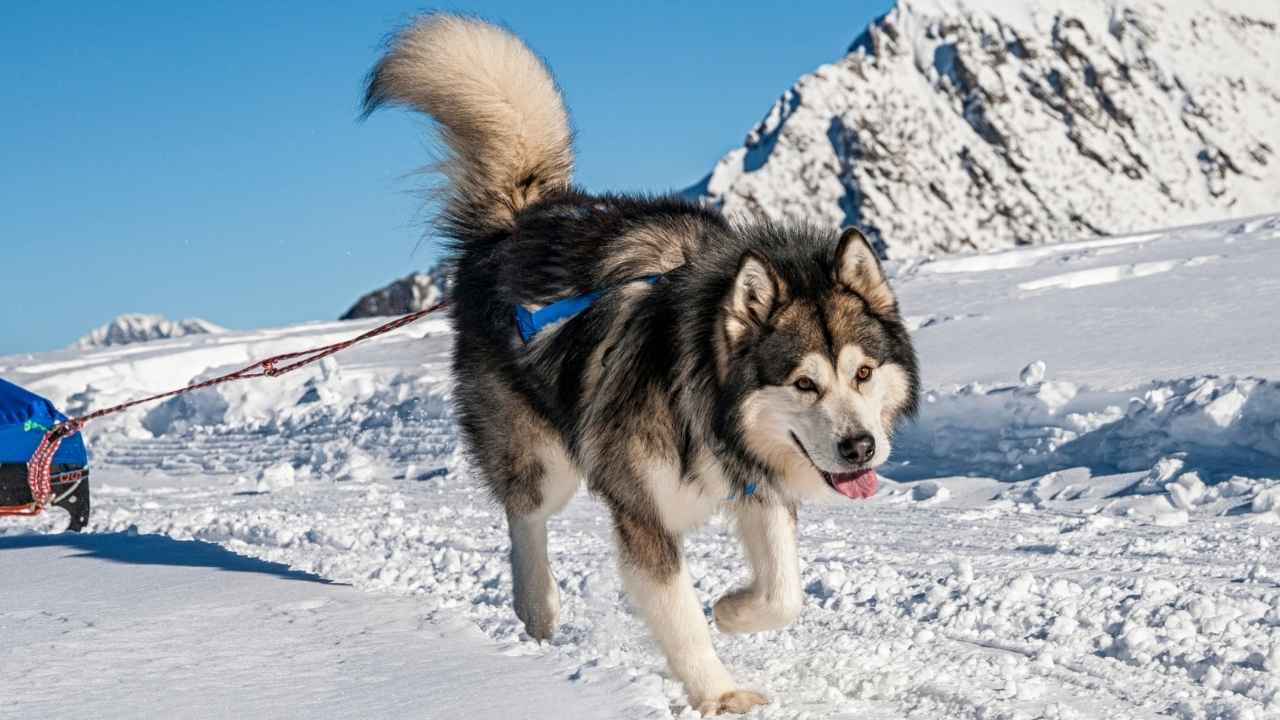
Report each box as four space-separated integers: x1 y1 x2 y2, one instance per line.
830 469 878 499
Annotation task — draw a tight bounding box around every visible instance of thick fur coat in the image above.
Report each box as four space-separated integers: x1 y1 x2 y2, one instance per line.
365 15 920 715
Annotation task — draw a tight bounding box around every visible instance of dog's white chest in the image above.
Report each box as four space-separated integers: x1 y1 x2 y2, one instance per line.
647 457 731 534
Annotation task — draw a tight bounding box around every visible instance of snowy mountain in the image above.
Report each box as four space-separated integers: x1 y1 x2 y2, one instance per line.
5 213 1280 718
340 266 450 320
75 313 226 349
693 0 1280 255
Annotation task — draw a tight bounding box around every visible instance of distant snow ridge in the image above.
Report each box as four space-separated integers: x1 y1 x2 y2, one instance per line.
75 314 225 349
341 266 451 320
693 0 1280 255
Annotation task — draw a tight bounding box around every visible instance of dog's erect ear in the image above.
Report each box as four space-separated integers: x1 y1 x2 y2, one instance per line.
724 252 783 347
835 227 897 316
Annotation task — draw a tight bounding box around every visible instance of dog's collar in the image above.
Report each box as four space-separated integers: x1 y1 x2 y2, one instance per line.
515 274 663 344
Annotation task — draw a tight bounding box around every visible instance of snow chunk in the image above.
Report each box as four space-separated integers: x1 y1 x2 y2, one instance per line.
1131 456 1186 495
1167 473 1206 511
1253 488 1280 515
256 462 297 492
1036 381 1078 414
337 449 381 484
1020 360 1047 386
912 481 951 502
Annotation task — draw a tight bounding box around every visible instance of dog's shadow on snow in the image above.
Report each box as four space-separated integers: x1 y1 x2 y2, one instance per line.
0 532 335 584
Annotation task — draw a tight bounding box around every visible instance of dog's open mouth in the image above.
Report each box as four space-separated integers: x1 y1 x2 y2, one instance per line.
791 433 879 500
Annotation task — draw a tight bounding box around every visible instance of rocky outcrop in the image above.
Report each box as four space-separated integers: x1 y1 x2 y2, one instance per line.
340 266 451 320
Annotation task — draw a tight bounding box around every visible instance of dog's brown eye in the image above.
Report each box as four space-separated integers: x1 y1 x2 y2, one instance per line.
793 377 817 393
855 366 873 382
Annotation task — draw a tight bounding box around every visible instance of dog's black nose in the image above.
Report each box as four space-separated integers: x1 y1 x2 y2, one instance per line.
837 433 875 465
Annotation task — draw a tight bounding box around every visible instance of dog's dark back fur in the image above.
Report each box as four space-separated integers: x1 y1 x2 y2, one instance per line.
446 186 921 495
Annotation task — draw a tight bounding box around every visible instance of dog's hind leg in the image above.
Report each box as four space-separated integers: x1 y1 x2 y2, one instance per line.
713 501 804 634
506 442 580 640
613 510 768 715
454 367 579 640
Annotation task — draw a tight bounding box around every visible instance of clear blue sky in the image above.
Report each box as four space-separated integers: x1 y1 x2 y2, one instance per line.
1 1 890 356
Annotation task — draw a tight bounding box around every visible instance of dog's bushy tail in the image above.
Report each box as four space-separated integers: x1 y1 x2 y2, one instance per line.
364 15 574 237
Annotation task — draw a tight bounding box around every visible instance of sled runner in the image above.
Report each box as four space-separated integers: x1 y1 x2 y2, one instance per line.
0 379 91 531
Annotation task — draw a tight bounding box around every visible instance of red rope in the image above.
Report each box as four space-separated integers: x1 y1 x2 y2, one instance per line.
0 302 447 518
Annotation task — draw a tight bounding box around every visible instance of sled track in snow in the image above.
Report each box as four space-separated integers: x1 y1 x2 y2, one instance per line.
94 418 457 478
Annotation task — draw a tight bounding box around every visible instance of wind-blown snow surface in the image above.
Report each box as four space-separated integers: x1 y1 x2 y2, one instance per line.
0 534 645 720
4 214 1280 718
694 0 1280 256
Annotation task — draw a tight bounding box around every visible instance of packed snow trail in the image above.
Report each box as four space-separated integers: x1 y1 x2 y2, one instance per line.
3 215 1280 718
0 533 652 720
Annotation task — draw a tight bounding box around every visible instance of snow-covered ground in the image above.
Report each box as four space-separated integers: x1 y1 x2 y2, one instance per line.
3 214 1280 718
1 533 646 719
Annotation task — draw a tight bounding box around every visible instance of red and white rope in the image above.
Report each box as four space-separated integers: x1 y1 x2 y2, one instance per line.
0 302 447 518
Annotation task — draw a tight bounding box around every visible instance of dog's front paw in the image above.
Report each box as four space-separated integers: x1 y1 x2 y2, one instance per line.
696 689 769 716
714 588 801 634
513 576 561 640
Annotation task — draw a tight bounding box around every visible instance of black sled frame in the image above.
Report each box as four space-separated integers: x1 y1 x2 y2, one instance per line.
0 463 91 532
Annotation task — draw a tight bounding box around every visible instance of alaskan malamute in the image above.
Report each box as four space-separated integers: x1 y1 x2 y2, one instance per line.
365 15 919 715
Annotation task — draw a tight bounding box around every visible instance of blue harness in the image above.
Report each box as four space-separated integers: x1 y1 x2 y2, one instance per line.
512 275 759 501
514 275 662 343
